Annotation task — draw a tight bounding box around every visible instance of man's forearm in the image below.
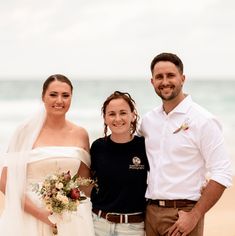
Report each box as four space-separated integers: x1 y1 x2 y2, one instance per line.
191 179 226 218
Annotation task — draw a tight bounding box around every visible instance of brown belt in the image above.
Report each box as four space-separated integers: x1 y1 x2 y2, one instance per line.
148 199 197 208
92 209 144 224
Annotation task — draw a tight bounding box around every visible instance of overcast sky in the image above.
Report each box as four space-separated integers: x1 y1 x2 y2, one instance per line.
0 0 235 80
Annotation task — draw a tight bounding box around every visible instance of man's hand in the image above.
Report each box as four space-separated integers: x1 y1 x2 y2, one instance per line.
167 209 201 236
168 180 226 235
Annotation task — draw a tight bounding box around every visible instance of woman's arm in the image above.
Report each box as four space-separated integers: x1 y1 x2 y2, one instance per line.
1 167 55 228
78 162 91 178
0 167 7 194
77 162 95 197
24 196 55 227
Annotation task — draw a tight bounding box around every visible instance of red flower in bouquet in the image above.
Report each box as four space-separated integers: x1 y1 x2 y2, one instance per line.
69 188 80 200
32 170 95 214
32 170 97 235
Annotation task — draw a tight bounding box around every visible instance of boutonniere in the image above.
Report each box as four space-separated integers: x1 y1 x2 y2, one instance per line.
173 119 189 134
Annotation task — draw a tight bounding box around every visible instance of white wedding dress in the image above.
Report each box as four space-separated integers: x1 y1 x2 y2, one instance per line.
26 146 95 236
0 107 95 235
0 146 95 236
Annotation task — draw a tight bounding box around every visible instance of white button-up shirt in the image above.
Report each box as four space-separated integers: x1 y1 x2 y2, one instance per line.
140 95 232 201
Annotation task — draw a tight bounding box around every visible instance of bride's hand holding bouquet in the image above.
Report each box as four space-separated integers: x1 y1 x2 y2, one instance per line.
32 170 96 235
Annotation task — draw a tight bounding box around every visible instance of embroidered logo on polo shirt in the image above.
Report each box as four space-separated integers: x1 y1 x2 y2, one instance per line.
129 156 145 170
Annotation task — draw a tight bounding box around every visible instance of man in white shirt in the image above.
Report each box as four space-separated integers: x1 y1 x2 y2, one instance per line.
140 52 232 236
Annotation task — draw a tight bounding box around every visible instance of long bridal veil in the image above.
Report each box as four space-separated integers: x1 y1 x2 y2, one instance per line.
0 106 46 235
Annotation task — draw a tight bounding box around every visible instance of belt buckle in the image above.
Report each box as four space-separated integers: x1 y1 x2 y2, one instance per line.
105 212 112 222
159 200 166 207
105 213 124 223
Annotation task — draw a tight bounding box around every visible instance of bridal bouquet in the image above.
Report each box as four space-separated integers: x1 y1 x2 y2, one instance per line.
32 171 95 214
32 171 96 234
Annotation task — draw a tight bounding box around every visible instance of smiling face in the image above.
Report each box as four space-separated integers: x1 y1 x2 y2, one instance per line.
104 98 135 140
151 61 185 103
42 80 72 116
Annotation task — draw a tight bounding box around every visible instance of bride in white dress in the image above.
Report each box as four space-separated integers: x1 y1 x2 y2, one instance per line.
0 74 95 235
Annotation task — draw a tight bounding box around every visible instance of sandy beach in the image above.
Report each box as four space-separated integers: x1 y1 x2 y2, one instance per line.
1 177 235 235
204 177 235 236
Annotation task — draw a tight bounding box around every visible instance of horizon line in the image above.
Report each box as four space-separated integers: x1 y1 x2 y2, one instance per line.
0 76 235 81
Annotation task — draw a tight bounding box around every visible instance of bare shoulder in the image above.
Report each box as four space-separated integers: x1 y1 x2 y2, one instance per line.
67 121 90 151
73 124 89 138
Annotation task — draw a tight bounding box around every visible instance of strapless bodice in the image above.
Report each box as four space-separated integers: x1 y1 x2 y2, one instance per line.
26 146 90 208
27 146 87 182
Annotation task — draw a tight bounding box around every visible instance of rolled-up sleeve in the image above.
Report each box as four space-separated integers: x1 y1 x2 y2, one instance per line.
199 117 233 188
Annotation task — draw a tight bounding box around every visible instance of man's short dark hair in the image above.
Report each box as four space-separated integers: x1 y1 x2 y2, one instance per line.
150 52 184 74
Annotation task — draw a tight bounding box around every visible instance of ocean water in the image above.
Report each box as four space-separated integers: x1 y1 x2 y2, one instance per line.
0 79 235 172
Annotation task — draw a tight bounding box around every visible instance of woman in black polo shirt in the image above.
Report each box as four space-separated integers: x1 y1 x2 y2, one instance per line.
90 91 149 236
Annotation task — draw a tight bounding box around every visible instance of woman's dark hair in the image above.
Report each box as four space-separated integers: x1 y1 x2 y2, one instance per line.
42 74 73 97
101 91 139 137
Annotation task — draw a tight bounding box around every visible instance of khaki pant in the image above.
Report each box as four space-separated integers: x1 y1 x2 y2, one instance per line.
145 203 204 236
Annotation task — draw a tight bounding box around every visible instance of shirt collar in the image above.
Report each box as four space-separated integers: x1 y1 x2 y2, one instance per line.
159 95 192 115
